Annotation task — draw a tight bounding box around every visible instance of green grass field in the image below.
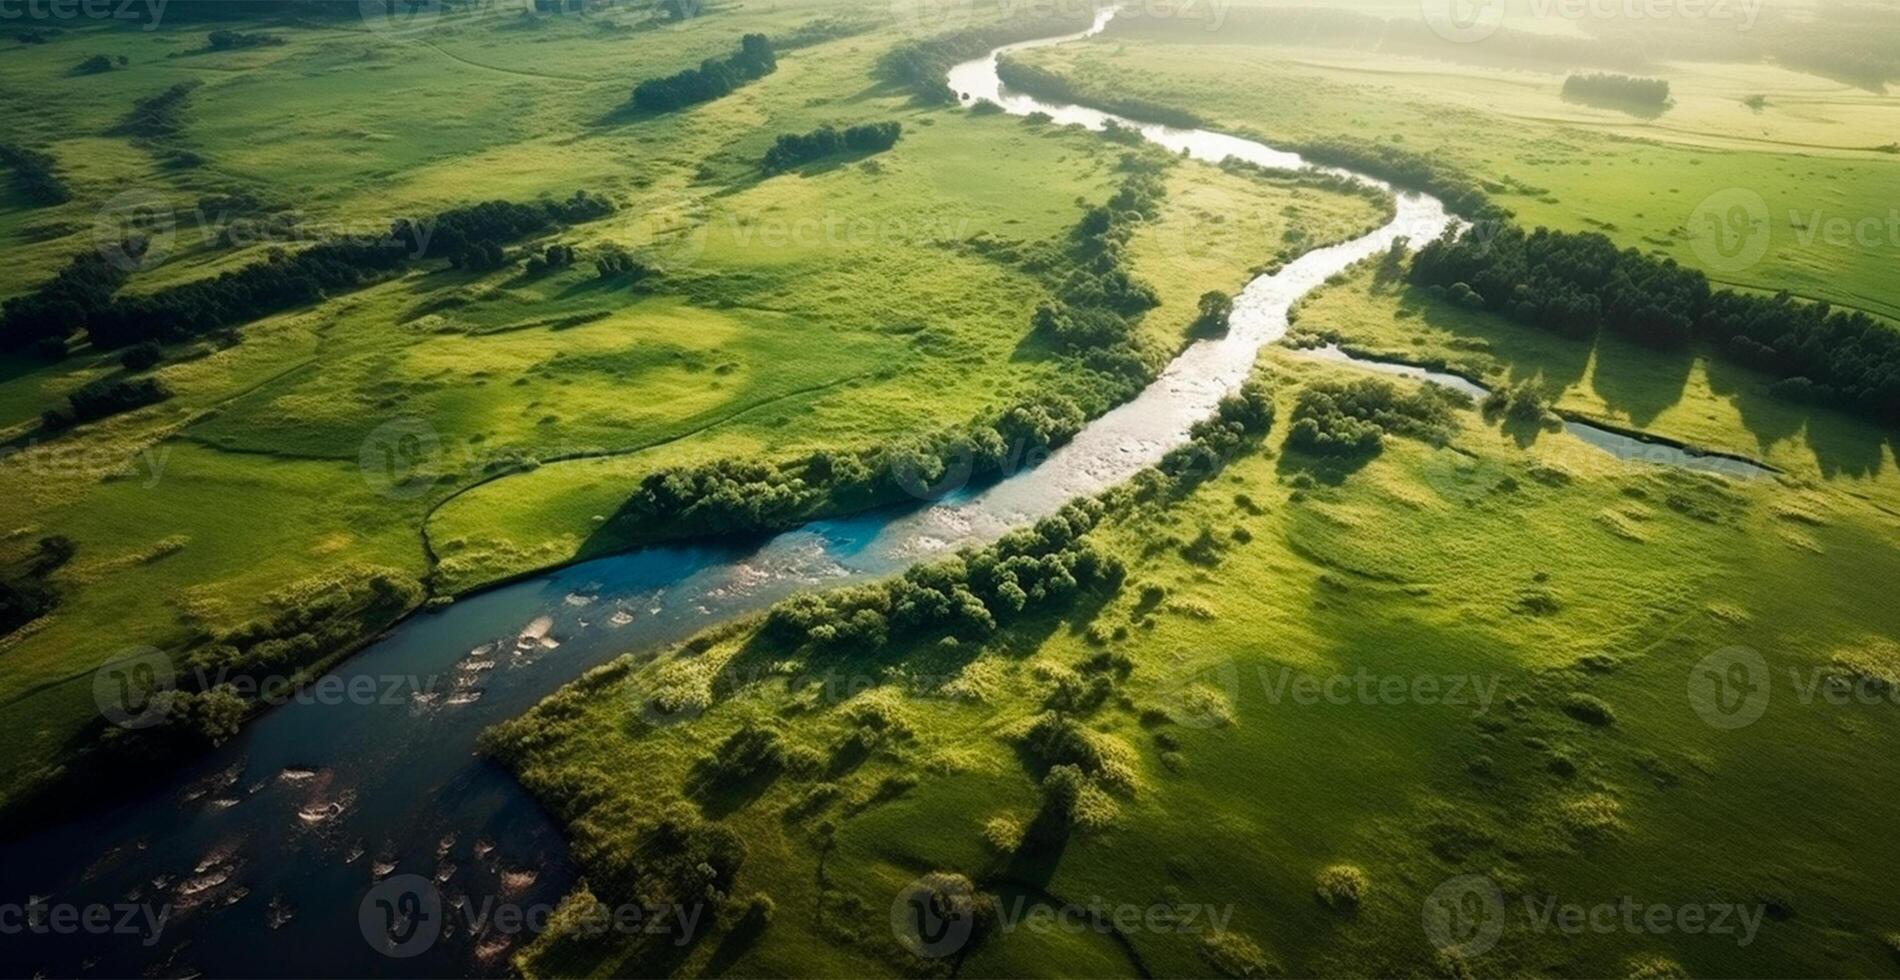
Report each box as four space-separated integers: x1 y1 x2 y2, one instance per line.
4 0 1900 976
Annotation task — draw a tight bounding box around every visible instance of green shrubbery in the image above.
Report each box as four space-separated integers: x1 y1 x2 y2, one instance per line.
1285 377 1465 456
762 122 901 173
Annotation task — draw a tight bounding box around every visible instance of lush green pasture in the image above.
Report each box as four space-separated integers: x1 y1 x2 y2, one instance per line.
0 2 1387 807
492 348 1900 978
1013 26 1900 322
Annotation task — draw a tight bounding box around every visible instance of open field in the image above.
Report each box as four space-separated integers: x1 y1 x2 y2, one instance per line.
492 345 1900 977
0 3 1387 810
1012 8 1900 322
2 0 1899 977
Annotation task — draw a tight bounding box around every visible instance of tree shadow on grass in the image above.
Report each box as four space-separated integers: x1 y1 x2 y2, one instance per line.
1275 445 1379 486
1702 354 1890 478
1586 334 1695 429
1559 92 1672 120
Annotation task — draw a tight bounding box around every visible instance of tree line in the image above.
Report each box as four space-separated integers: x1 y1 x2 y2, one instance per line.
0 191 615 354
1409 223 1900 424
630 34 776 112
1562 72 1671 106
875 9 1097 104
762 121 901 173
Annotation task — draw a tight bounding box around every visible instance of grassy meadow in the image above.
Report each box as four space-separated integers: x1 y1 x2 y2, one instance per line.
1 0 1898 977
490 342 1900 977
0 2 1387 810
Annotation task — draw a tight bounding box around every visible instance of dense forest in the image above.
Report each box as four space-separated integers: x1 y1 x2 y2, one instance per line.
630 34 777 112
1410 224 1900 423
762 121 902 173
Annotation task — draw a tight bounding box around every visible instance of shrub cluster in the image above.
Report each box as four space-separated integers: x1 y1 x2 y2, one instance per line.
1563 72 1670 106
763 500 1123 653
0 536 75 637
1410 223 1900 423
630 34 776 112
0 143 71 205
1291 137 1503 220
205 30 284 50
992 56 1204 128
43 376 171 430
113 81 198 141
1286 377 1465 456
762 121 901 173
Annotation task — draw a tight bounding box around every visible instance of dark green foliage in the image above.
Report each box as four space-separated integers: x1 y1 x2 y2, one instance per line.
584 801 747 912
120 341 163 372
1412 223 1900 422
698 722 786 787
0 143 70 206
1286 378 1464 457
630 34 776 112
63 377 170 424
1292 137 1503 220
764 500 1122 652
1561 692 1616 726
113 81 199 141
72 54 115 75
0 536 75 636
762 122 901 173
1158 375 1278 485
523 243 578 277
1563 72 1670 106
595 244 654 281
1193 290 1233 335
0 252 130 349
77 192 613 348
205 29 285 50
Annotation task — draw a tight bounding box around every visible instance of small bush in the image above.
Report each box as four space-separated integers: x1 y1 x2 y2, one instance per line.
1314 864 1368 911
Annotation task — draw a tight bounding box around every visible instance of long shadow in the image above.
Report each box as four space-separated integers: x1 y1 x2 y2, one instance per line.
1275 445 1379 486
1404 285 1593 394
1585 333 1695 428
1702 354 1890 477
1559 92 1671 120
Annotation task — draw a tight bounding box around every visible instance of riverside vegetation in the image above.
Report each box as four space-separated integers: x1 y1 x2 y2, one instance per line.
2 1 1899 978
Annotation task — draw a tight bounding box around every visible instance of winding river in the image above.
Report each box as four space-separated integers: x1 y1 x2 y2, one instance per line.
0 11 1772 978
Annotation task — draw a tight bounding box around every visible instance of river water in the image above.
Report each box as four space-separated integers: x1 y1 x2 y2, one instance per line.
0 10 1771 978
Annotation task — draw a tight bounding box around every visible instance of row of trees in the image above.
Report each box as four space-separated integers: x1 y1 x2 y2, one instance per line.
761 121 901 173
875 9 1097 104
992 56 1204 129
1 192 615 352
764 500 1123 652
1562 73 1671 106
1409 223 1900 423
0 143 71 205
44 376 172 431
630 34 776 112
205 29 285 50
